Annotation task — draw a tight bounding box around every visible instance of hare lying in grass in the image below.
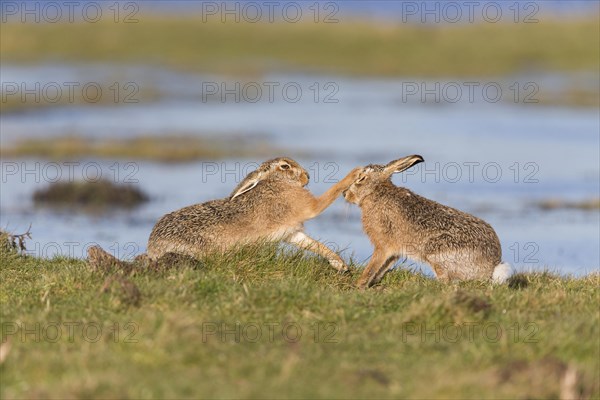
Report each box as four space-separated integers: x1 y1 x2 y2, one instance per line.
142 157 358 271
343 155 512 288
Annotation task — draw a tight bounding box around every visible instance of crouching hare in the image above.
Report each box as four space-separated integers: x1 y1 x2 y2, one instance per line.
343 155 512 288
147 157 359 271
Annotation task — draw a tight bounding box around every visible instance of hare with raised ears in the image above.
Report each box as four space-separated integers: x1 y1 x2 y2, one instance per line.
147 157 359 271
343 155 512 288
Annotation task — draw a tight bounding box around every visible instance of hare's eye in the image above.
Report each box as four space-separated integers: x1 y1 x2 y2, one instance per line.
357 176 366 183
281 164 290 170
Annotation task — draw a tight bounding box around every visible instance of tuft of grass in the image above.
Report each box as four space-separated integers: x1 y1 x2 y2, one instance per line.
1 245 598 399
0 134 285 162
1 17 598 77
33 179 149 211
0 228 31 255
0 231 17 255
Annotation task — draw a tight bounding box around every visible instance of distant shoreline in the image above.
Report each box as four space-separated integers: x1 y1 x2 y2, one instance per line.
1 17 597 78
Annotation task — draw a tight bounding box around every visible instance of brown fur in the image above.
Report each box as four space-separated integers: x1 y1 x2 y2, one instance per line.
147 157 360 271
344 155 503 288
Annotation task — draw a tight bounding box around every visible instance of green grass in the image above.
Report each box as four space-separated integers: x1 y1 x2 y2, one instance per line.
1 242 599 399
1 17 598 77
0 134 284 162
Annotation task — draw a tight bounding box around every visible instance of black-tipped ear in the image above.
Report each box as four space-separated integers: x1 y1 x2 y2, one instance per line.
383 155 424 175
230 171 264 200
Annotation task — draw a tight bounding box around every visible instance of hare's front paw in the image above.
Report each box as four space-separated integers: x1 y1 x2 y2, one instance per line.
356 280 369 290
346 167 362 183
330 259 349 273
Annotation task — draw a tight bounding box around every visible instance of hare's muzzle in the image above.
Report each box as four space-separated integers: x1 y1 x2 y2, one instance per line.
300 171 310 186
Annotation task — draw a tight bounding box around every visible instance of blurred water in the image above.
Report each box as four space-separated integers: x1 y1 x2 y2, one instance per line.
1 64 598 276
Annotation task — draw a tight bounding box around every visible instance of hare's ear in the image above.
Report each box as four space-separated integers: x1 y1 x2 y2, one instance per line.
230 171 263 200
383 155 424 176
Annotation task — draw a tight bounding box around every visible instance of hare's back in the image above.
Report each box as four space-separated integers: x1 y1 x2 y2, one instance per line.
147 199 248 259
150 199 241 238
403 191 502 260
372 188 500 255
395 190 492 233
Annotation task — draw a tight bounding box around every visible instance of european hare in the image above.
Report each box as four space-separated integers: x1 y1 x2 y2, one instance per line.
343 155 512 288
147 157 359 271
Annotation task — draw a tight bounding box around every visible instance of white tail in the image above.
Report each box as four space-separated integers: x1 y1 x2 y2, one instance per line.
492 262 513 284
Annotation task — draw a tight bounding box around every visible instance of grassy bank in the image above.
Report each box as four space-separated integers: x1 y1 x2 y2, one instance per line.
1 242 598 399
0 135 283 162
1 17 598 77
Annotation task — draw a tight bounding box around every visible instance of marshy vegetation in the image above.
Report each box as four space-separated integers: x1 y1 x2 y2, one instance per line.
0 82 162 115
1 17 598 78
1 17 598 114
536 198 600 211
536 199 600 211
33 180 149 210
1 134 283 162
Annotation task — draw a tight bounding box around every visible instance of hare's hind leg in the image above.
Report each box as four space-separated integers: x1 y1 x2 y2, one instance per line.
428 262 450 282
372 255 400 285
426 252 472 282
357 250 397 289
286 231 349 272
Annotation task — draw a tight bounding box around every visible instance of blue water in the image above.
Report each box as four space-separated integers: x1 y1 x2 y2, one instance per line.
1 64 598 276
